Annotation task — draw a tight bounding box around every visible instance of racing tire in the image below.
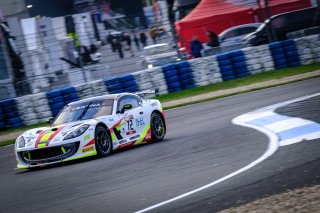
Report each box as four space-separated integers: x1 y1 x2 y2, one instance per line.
150 112 166 142
95 126 112 157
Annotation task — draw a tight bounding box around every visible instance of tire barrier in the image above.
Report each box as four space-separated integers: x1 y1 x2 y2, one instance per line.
76 80 108 99
243 44 275 74
119 74 139 93
269 40 301 69
0 99 23 129
75 83 94 99
47 87 80 117
295 34 320 65
217 50 250 80
133 70 154 91
147 67 168 95
1 35 320 128
105 74 139 94
161 61 195 93
88 80 108 97
104 77 123 94
15 93 52 126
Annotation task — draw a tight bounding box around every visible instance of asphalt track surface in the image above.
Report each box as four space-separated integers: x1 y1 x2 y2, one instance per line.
0 78 319 213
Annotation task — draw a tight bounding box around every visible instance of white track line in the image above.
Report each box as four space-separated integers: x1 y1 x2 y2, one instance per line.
135 92 320 213
135 122 278 213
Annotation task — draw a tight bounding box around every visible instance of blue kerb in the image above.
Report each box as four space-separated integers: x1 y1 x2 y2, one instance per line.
247 114 291 126
278 123 320 140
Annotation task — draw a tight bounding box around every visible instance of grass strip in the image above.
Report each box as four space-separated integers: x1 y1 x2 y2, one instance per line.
163 75 320 110
0 138 16 147
0 122 48 137
157 63 320 103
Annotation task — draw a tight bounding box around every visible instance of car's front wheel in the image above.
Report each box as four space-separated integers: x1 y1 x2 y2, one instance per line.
150 112 166 142
95 126 112 157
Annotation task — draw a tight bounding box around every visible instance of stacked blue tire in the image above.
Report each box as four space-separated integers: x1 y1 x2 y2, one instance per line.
0 99 23 128
47 87 80 117
230 50 250 78
162 62 195 93
217 50 249 81
119 74 139 93
269 40 301 69
47 90 64 117
105 77 123 94
176 61 195 90
162 64 182 93
61 87 80 105
0 106 4 129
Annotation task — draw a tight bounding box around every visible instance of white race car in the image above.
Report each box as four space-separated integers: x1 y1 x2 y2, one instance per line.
15 91 166 169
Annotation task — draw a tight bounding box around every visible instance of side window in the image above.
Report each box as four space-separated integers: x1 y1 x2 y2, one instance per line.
117 96 141 113
239 27 258 36
223 30 235 39
232 29 242 37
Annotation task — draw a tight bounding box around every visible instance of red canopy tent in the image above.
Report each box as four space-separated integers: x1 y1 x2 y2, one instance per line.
175 0 255 50
175 0 312 50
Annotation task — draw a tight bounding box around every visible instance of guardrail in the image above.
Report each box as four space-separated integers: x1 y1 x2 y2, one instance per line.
1 34 320 129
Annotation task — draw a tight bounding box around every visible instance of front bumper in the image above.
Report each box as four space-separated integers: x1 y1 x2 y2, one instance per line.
17 142 80 167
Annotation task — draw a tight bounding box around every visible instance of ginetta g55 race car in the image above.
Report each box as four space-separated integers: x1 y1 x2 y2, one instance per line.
15 91 166 169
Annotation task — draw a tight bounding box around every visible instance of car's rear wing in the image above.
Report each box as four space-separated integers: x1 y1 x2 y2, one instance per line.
135 89 159 99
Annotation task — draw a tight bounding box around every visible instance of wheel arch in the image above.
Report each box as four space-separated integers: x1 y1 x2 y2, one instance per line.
95 122 113 155
95 122 111 140
152 110 166 129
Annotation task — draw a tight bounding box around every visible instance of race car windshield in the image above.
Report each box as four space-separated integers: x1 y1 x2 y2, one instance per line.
52 99 114 125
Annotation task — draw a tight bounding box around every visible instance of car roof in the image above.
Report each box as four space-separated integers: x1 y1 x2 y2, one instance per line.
144 43 169 50
219 23 262 36
68 93 137 105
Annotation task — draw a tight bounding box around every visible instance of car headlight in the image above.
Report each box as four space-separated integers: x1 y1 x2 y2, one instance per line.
63 124 90 140
16 136 25 148
148 64 153 69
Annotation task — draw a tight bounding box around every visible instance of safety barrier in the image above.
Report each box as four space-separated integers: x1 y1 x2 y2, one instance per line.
162 61 196 92
1 34 320 129
0 99 23 128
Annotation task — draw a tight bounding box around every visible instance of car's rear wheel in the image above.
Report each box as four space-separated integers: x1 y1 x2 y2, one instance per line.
150 112 166 142
95 126 112 157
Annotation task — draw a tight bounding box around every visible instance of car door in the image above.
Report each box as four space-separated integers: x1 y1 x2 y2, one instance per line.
115 95 145 144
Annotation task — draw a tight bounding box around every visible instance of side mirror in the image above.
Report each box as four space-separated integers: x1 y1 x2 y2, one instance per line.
47 117 54 125
120 104 132 114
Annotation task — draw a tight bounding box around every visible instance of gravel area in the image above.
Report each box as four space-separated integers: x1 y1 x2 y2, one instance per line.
219 185 320 213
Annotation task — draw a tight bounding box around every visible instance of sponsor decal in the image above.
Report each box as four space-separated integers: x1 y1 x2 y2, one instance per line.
129 135 140 140
84 134 90 141
109 118 114 122
119 139 128 144
126 130 136 135
136 117 145 127
125 114 134 121
151 102 158 107
82 146 94 153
